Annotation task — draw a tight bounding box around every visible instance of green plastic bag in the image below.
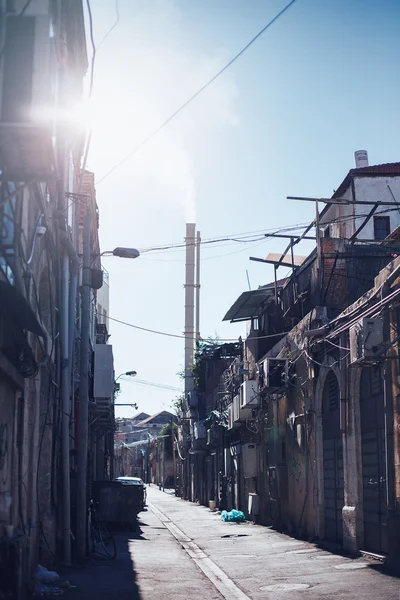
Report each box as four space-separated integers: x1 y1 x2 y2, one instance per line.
221 509 246 522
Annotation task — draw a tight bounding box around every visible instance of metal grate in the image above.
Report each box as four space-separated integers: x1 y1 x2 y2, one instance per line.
327 371 339 411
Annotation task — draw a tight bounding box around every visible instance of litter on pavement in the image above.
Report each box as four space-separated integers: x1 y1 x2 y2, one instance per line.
221 509 246 523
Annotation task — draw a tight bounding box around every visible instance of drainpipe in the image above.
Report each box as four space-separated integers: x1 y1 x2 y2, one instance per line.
59 225 79 568
60 251 71 565
76 210 91 561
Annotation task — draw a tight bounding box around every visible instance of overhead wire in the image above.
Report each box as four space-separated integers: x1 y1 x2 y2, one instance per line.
96 0 120 52
95 0 299 185
99 312 286 342
130 207 400 257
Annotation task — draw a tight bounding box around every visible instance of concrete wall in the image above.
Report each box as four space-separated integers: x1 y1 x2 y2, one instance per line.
354 176 400 241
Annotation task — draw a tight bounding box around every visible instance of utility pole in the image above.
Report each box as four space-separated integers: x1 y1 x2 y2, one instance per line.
76 210 91 561
195 230 201 342
171 416 176 493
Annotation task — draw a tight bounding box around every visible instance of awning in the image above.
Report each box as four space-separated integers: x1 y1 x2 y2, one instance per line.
223 288 274 323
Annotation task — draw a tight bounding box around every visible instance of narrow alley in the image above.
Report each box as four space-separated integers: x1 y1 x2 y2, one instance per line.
1 2 400 598
64 487 399 600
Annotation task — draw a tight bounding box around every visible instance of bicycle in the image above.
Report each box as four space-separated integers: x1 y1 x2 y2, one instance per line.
89 500 117 560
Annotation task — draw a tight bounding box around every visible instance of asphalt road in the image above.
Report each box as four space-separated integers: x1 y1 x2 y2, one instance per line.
65 486 400 600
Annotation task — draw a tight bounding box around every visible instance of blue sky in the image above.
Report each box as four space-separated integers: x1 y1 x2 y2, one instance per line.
84 0 400 417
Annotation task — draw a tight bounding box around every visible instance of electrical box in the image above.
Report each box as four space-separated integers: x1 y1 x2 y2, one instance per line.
248 493 260 516
240 380 259 409
242 443 257 478
194 421 206 440
263 358 288 390
349 317 384 365
94 344 114 403
233 394 251 423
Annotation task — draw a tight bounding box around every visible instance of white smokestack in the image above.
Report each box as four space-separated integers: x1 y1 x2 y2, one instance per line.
184 223 196 397
354 150 369 169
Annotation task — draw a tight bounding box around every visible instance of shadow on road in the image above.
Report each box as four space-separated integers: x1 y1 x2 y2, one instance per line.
64 532 143 600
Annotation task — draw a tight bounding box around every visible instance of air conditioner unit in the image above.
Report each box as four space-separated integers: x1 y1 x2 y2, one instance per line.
240 380 259 409
194 421 206 440
227 404 234 430
233 394 251 422
349 317 384 365
263 358 288 390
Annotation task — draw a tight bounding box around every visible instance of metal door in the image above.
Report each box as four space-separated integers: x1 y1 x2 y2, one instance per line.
360 368 387 554
322 371 344 544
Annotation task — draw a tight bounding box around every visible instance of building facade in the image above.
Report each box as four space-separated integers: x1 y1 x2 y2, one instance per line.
0 3 115 596
178 158 400 570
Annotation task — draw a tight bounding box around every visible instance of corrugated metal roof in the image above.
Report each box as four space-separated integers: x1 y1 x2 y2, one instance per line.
223 281 287 323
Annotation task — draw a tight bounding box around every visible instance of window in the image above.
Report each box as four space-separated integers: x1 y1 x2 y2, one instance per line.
373 216 390 240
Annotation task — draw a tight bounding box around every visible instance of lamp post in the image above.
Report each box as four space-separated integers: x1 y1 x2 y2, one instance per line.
115 370 137 382
101 248 140 259
112 371 138 480
76 227 140 562
114 372 138 406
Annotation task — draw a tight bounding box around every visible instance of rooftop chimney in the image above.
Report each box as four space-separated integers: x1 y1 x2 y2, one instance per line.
354 150 369 169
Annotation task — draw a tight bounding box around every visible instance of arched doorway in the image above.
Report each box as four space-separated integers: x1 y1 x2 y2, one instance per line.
360 367 387 554
322 370 344 544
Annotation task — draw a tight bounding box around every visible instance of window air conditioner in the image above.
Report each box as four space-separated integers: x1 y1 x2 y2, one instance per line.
233 394 251 422
349 318 384 365
240 380 258 408
263 358 289 390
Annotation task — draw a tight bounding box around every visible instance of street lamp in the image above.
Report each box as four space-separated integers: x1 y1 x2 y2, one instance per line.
115 370 137 383
101 247 140 259
114 371 138 408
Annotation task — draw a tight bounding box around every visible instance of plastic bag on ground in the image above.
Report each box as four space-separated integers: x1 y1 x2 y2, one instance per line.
34 565 60 584
221 509 246 522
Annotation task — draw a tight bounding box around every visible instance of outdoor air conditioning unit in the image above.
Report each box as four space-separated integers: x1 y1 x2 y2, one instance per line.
240 380 259 409
349 317 384 365
233 394 251 423
263 358 289 390
227 404 234 430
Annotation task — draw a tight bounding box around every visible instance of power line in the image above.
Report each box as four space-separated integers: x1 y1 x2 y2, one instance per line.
96 0 299 185
99 312 287 342
97 0 120 52
85 0 96 100
141 239 268 263
121 376 182 392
